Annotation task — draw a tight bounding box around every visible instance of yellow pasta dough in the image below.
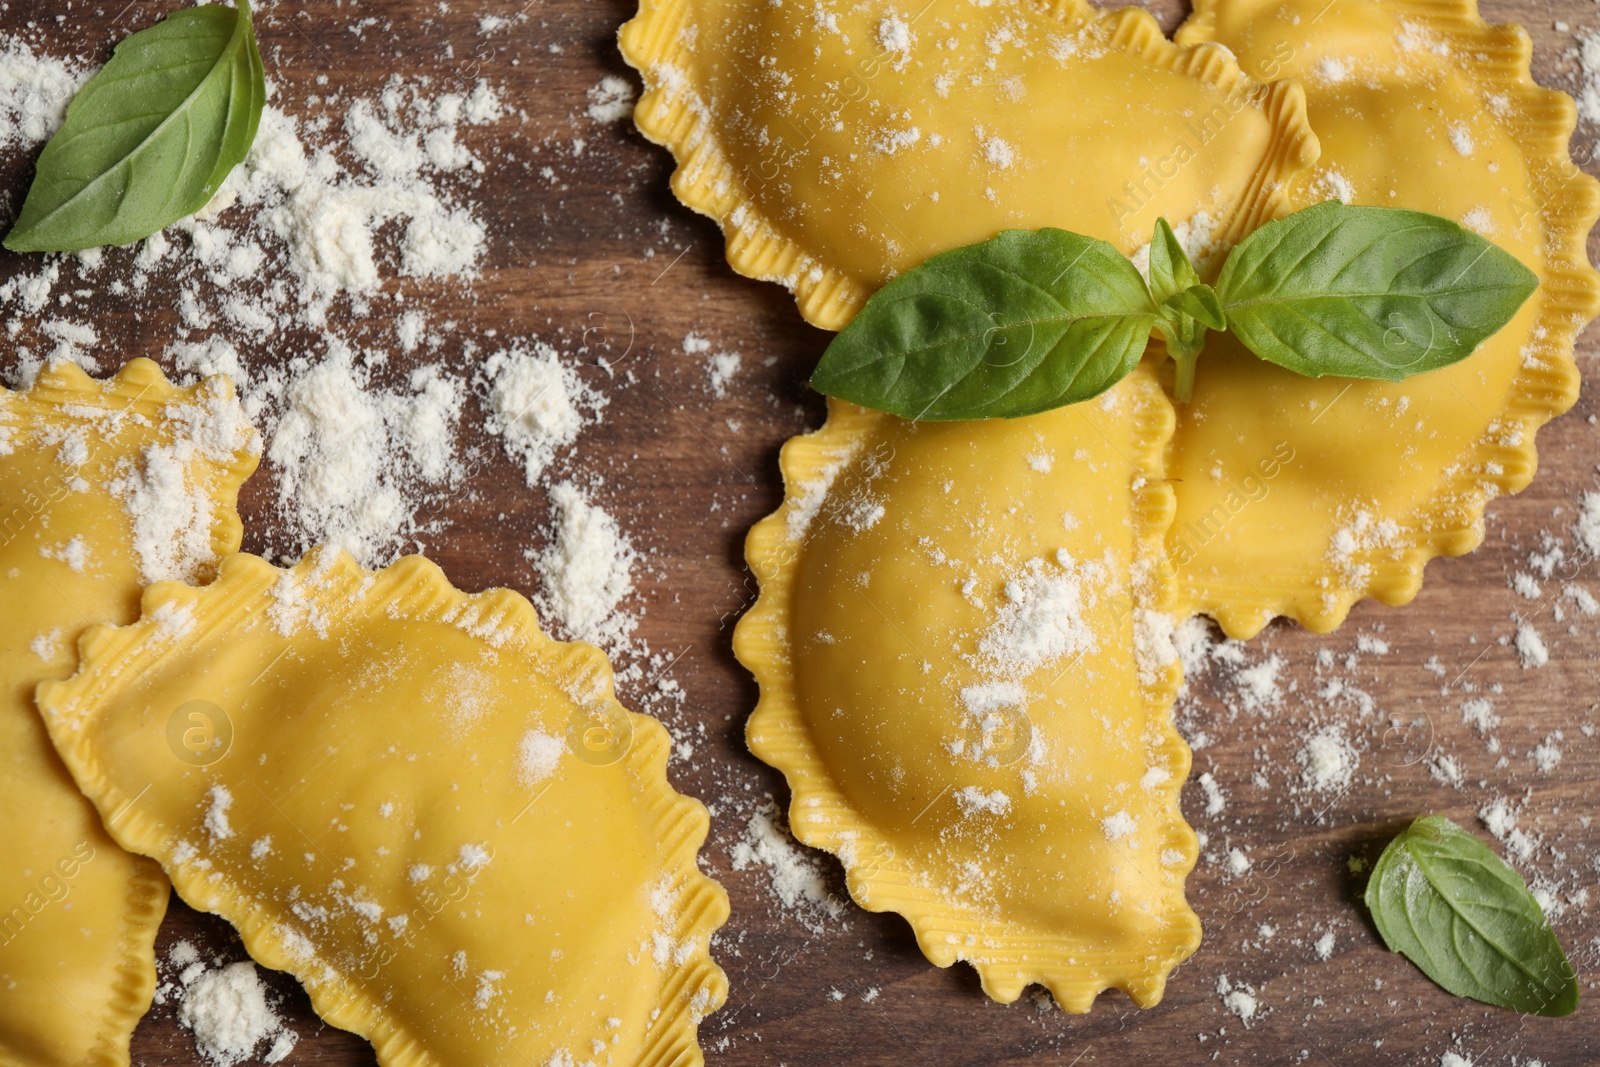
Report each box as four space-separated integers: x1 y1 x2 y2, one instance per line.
0 359 259 1067
37 549 728 1067
1167 0 1600 636
734 365 1198 1010
621 0 1319 329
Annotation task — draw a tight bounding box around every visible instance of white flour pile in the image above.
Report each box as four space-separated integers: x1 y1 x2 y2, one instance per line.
155 942 297 1067
518 729 565 785
585 76 635 123
481 340 606 485
112 386 260 583
1575 490 1600 556
264 344 465 564
1216 974 1259 1026
1514 620 1549 667
728 798 846 933
977 553 1104 678
202 79 500 322
0 40 85 150
1574 31 1600 135
1297 726 1356 793
180 963 297 1067
532 482 639 649
683 332 742 398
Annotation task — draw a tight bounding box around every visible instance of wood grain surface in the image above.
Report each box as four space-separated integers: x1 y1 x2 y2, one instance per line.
4 0 1600 1064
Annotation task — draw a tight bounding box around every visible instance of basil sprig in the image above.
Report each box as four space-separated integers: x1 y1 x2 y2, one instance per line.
1147 216 1224 400
1365 815 1578 1017
811 202 1538 418
4 0 265 253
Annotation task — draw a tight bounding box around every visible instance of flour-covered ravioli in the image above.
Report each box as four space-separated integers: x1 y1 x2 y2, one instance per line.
0 359 258 1067
621 0 1319 329
1165 0 1600 637
37 550 728 1067
734 366 1199 1010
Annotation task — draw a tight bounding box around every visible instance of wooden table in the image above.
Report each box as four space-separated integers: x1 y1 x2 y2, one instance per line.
3 0 1599 1064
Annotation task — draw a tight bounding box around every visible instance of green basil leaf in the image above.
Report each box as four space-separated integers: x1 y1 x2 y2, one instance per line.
1366 815 1578 1017
1148 216 1201 306
1163 284 1225 332
1215 202 1538 381
810 229 1157 420
4 0 265 252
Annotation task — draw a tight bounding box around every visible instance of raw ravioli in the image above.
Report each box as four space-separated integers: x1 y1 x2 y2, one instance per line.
1168 0 1600 635
37 549 729 1067
621 0 1318 328
734 366 1199 1009
0 359 258 1067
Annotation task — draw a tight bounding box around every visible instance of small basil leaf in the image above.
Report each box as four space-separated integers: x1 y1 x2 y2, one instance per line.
5 0 265 252
810 228 1157 420
1163 283 1225 332
1215 202 1538 381
1148 216 1201 306
1366 815 1578 1017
